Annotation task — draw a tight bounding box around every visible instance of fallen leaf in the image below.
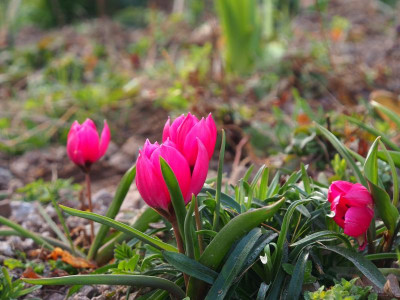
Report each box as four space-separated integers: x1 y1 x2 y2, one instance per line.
47 247 96 269
22 267 41 279
370 90 400 124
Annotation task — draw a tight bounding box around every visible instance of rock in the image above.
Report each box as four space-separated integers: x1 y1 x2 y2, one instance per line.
46 293 65 300
0 167 12 190
0 200 11 217
10 201 35 223
93 189 113 207
121 136 143 157
384 274 400 298
0 241 13 256
109 152 133 172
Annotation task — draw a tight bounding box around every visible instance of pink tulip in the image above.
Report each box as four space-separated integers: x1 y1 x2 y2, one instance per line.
136 138 209 213
67 119 110 168
162 113 217 167
328 181 374 249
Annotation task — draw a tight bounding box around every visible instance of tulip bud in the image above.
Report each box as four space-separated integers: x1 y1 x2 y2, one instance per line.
136 137 209 214
67 119 110 169
328 181 374 250
162 113 217 166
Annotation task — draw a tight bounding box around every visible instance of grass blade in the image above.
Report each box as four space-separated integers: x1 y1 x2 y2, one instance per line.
60 205 177 252
0 216 53 250
89 166 136 260
23 275 185 299
286 248 310 300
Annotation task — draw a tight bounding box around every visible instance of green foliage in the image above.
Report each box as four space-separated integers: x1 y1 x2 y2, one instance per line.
304 278 377 300
17 178 80 203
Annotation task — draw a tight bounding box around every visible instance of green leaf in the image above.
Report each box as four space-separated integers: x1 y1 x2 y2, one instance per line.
346 116 400 151
256 282 269 300
364 138 399 235
301 164 311 194
315 123 367 186
273 200 310 274
160 157 187 242
184 195 196 259
23 275 185 299
162 251 218 284
0 216 53 250
95 208 160 265
365 253 398 261
289 231 352 260
60 206 177 252
201 188 241 213
205 228 262 299
371 100 400 130
364 137 380 186
321 245 386 289
213 129 226 231
287 248 310 300
257 167 269 200
379 141 399 206
187 197 285 298
377 150 400 169
89 166 136 260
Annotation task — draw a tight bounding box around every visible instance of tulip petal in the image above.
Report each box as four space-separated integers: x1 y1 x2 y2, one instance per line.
150 144 192 204
136 150 170 211
343 183 373 207
328 181 353 203
98 120 111 159
83 118 97 130
68 121 81 139
187 139 209 203
169 114 186 142
331 195 346 228
162 118 171 142
176 113 198 153
67 133 85 166
79 123 100 163
344 206 374 237
206 113 217 156
143 139 159 158
183 118 212 165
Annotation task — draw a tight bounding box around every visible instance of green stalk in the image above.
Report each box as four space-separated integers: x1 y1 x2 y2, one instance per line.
213 129 225 231
0 216 53 250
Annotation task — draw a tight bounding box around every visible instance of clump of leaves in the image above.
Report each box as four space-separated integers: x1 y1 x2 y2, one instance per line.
304 278 377 300
0 267 41 300
3 258 44 275
17 178 80 203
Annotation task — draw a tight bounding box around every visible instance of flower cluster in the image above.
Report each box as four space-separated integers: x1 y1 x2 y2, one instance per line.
136 113 217 215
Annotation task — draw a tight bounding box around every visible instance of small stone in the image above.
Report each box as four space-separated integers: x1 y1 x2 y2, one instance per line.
0 200 11 217
121 136 143 157
10 201 35 223
109 152 133 172
384 274 400 298
93 189 113 207
46 293 65 300
0 242 12 256
0 167 12 190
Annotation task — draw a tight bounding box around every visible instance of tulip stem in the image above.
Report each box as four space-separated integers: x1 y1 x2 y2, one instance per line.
194 197 203 255
85 172 95 243
171 218 189 288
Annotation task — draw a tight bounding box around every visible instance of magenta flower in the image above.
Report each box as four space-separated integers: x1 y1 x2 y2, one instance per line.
162 113 217 166
67 119 110 169
136 138 209 213
328 181 374 249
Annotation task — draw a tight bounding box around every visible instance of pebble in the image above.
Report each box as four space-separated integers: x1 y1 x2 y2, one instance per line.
10 201 35 223
0 167 12 190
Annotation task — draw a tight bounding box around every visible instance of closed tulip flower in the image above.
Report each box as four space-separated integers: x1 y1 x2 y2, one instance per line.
136 138 209 214
162 113 217 166
67 119 111 169
328 181 374 249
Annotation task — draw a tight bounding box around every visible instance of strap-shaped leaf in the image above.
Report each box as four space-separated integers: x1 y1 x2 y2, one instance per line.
60 205 177 252
162 251 218 284
160 157 187 243
289 231 352 260
371 100 400 130
286 248 310 300
316 123 367 186
201 188 241 213
377 150 400 169
205 228 262 299
213 129 226 230
0 216 53 250
23 275 185 299
89 166 136 260
320 245 386 289
256 283 269 300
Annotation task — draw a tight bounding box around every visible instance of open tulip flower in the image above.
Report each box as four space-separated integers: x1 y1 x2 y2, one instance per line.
328 181 374 250
136 138 209 215
162 112 217 167
67 119 111 170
